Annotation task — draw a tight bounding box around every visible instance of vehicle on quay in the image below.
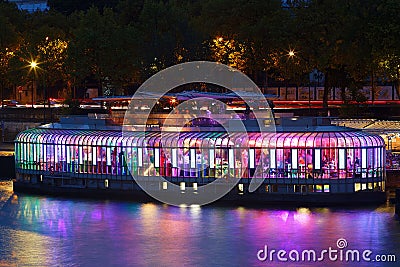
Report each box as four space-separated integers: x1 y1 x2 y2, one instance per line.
1 99 20 108
30 99 67 108
79 100 105 109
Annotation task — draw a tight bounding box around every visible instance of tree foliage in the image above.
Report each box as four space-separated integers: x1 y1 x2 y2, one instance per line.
0 0 400 109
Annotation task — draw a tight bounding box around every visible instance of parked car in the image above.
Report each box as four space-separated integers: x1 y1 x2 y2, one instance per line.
1 99 20 107
80 100 103 109
32 99 66 108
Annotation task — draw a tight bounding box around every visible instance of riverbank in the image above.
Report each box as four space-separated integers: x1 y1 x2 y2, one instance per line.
0 142 14 151
0 142 15 179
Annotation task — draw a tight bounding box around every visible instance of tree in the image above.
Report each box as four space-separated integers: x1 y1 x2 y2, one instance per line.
194 0 291 85
67 6 139 96
115 0 144 26
48 0 120 15
37 37 69 98
21 10 71 99
289 0 375 114
135 0 200 79
368 0 400 99
0 1 24 104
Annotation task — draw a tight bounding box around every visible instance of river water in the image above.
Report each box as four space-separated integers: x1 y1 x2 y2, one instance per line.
0 180 399 266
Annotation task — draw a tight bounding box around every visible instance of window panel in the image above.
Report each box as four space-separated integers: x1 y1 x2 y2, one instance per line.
92 146 97 163
172 148 177 167
249 149 255 169
339 149 345 169
107 147 111 166
362 149 367 168
210 149 215 168
270 149 276 169
190 149 196 168
155 148 160 168
138 147 143 167
79 146 83 165
229 149 234 168
315 149 321 170
292 149 298 169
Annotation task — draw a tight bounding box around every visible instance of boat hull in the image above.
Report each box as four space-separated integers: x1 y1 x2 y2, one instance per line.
13 180 387 207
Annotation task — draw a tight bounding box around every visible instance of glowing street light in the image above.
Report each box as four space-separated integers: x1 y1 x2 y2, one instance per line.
30 61 37 68
29 60 47 122
284 49 296 100
29 60 38 108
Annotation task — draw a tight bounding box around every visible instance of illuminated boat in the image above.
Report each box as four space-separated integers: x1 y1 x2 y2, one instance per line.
13 116 387 205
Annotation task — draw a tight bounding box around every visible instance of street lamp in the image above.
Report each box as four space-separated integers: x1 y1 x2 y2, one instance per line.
285 49 296 100
29 60 38 108
30 61 37 69
29 59 47 123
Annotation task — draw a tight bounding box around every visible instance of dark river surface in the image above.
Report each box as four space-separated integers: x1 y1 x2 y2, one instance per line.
0 181 399 266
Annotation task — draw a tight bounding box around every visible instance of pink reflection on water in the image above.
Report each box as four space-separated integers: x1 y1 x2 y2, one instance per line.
0 182 397 267
279 211 289 222
293 208 311 225
57 219 67 237
91 209 103 221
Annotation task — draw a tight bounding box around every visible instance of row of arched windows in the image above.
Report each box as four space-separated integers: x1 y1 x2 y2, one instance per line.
15 128 385 181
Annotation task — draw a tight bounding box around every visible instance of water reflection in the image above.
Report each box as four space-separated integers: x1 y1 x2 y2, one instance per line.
0 181 399 266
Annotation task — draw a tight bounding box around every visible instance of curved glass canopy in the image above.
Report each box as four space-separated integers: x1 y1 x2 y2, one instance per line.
15 128 385 184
